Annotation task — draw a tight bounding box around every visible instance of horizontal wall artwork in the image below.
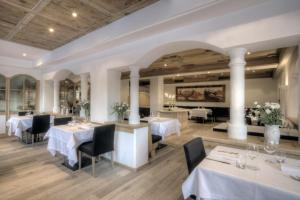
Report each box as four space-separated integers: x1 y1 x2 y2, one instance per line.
176 85 225 102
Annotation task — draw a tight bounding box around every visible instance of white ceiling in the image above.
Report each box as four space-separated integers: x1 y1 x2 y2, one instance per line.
0 39 49 63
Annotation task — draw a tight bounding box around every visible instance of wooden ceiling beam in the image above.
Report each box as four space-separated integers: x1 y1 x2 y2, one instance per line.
121 56 278 79
80 0 117 18
2 0 84 31
3 0 52 40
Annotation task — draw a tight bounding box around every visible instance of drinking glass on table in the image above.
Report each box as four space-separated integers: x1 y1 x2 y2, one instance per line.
236 153 247 169
275 151 286 163
264 140 278 163
247 143 259 160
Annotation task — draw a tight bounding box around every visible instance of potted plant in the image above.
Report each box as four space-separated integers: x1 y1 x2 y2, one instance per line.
112 102 129 122
252 101 282 144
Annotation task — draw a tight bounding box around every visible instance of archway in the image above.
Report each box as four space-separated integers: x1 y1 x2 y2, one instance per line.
134 40 225 69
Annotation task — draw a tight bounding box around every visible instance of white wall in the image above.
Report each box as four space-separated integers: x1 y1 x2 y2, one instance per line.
276 47 299 123
121 79 130 103
107 70 121 121
163 78 278 108
39 79 54 113
150 77 163 113
90 67 121 122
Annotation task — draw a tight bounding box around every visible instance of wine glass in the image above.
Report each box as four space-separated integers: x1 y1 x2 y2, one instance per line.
275 151 286 163
264 140 278 163
247 143 259 160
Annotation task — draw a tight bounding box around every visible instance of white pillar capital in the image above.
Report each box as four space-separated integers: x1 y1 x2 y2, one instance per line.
129 67 140 78
228 48 247 67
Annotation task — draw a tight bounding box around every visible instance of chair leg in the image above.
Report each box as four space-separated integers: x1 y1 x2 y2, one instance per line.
78 151 82 169
25 132 28 144
92 156 96 177
111 151 114 168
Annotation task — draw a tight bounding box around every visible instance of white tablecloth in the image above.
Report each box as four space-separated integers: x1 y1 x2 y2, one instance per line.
142 117 181 140
182 146 300 200
6 116 33 138
45 123 97 166
189 109 212 120
7 115 55 138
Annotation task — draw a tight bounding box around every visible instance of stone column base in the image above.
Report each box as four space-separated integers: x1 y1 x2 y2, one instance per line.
228 123 247 140
129 114 140 125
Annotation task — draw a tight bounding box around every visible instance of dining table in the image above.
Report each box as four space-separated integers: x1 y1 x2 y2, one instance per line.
6 115 54 138
141 117 181 140
189 108 213 120
182 145 300 200
6 115 34 138
44 122 99 167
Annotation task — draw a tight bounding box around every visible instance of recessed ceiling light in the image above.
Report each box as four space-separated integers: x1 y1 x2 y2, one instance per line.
49 28 54 33
252 70 256 73
22 53 27 57
164 63 168 67
246 67 250 71
176 74 180 77
207 71 210 74
36 61 43 67
247 51 251 55
72 12 78 18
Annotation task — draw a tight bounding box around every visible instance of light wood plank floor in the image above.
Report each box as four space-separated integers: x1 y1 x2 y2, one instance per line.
0 134 193 200
1 122 299 200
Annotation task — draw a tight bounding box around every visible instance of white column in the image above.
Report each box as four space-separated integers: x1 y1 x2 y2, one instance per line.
129 67 140 125
228 48 247 140
53 79 60 114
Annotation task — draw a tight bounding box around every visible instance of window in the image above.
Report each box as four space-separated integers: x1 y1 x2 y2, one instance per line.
0 74 5 113
10 75 37 113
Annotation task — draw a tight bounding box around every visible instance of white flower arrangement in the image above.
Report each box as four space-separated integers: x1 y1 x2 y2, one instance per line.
251 102 282 125
79 100 90 116
112 102 129 119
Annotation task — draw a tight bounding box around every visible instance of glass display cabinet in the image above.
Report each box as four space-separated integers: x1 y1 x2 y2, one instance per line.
9 75 38 114
59 79 81 115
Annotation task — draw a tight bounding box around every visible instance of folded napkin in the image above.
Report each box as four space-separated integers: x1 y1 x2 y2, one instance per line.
281 163 300 177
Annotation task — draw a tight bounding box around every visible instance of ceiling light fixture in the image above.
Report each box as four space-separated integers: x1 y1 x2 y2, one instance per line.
247 51 251 55
164 63 168 67
207 71 210 74
246 67 250 71
49 28 54 33
176 74 180 77
36 61 43 67
72 12 78 18
22 53 27 57
252 70 256 73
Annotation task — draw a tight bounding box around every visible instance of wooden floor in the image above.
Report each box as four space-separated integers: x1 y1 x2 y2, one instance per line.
1 122 299 200
0 134 192 200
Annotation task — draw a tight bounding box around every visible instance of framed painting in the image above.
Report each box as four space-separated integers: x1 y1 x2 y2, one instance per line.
176 85 225 102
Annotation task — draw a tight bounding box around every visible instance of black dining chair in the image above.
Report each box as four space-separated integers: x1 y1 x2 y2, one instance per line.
183 137 206 174
26 115 50 145
78 124 115 177
54 117 72 126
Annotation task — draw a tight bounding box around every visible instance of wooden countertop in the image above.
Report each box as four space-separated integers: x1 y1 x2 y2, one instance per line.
159 109 189 113
92 121 148 133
